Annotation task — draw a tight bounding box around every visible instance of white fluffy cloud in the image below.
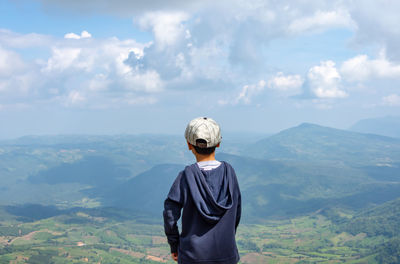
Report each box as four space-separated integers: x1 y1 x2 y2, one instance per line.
64 30 92 39
35 0 400 66
36 0 363 72
4 0 400 110
0 29 162 108
218 80 266 105
138 11 189 49
267 72 303 95
41 34 163 104
120 70 163 93
306 61 347 99
0 46 34 95
43 47 83 72
235 80 266 104
341 53 400 82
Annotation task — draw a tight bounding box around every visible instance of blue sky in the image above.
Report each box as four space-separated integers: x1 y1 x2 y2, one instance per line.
0 0 399 138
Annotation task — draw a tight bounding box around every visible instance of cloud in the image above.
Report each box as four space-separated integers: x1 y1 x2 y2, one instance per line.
120 69 163 93
127 12 235 86
235 80 266 104
35 0 400 69
341 53 400 82
382 94 400 106
0 29 52 48
267 72 303 95
138 12 189 49
43 47 83 72
40 37 164 102
288 9 355 34
40 35 161 94
64 30 92 39
65 90 86 106
0 46 26 77
36 0 360 72
87 74 110 91
4 0 400 111
305 60 347 99
218 80 266 106
348 0 400 62
124 1 369 94
0 46 35 96
0 29 162 108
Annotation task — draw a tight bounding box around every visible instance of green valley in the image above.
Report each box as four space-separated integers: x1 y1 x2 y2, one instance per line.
0 203 399 263
1 123 400 263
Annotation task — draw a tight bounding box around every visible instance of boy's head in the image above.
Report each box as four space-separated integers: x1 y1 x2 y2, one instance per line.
185 117 221 155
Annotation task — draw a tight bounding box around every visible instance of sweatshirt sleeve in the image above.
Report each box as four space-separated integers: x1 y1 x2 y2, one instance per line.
235 191 241 232
233 167 241 232
163 172 186 253
163 198 182 253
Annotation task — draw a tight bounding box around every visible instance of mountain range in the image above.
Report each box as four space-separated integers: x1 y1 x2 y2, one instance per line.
1 122 400 221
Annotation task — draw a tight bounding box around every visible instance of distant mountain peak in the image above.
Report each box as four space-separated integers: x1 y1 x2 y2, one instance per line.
274 122 337 137
245 121 400 165
350 116 400 138
295 122 329 130
297 122 319 127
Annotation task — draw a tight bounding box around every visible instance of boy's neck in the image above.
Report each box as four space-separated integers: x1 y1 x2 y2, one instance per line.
194 153 216 162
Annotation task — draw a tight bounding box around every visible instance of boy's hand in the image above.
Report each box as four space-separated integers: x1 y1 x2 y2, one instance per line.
171 252 178 261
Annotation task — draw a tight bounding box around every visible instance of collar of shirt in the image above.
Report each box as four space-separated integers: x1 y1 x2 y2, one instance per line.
197 160 221 171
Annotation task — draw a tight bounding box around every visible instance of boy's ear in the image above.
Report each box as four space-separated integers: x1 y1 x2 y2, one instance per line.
187 141 193 150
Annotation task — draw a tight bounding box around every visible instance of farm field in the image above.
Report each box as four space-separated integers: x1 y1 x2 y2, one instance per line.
0 206 388 264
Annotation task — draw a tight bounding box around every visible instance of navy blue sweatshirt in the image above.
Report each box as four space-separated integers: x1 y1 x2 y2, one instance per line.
163 161 241 264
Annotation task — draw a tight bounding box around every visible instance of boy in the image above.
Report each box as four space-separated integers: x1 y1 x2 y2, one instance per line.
163 117 241 264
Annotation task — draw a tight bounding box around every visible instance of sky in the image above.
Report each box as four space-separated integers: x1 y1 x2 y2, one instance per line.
0 0 400 138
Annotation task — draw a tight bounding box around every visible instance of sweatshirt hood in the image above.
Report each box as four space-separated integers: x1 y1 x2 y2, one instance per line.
184 161 233 224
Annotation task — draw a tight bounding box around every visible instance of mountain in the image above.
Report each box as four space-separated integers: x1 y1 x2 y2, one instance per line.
244 123 400 166
336 197 400 237
2 124 400 220
102 151 400 220
2 128 400 263
103 164 183 213
350 116 400 138
0 134 193 206
323 198 400 263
